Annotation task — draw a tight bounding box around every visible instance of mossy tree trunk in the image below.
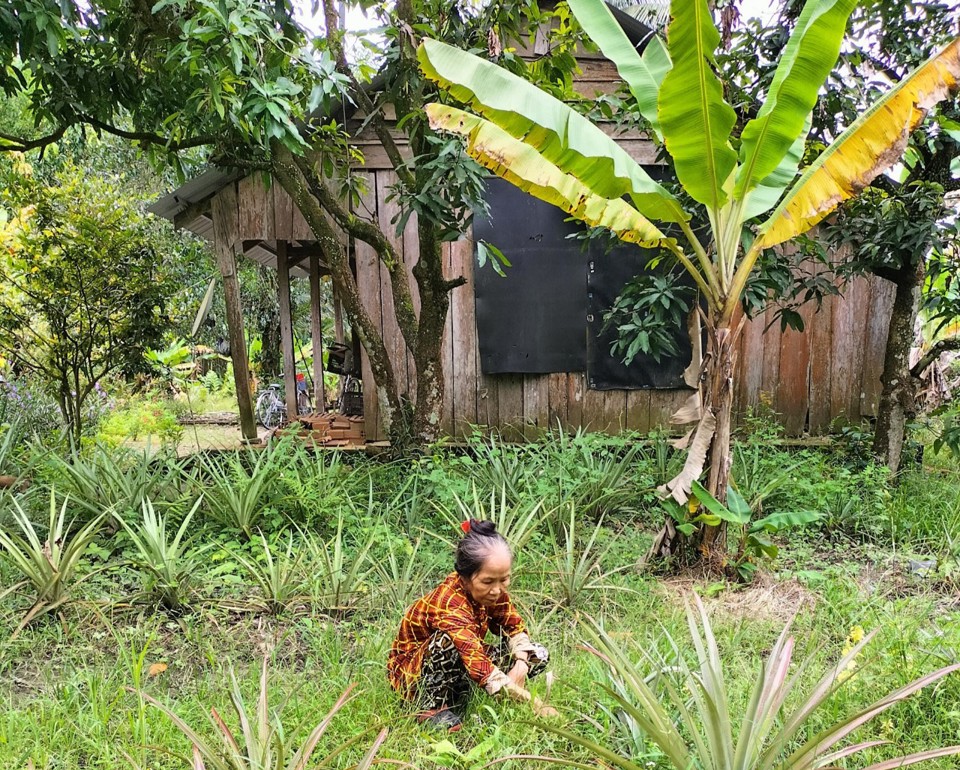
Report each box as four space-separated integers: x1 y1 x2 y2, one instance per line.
873 261 924 475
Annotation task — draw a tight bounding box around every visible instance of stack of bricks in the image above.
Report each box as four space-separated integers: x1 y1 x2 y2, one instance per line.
288 413 365 447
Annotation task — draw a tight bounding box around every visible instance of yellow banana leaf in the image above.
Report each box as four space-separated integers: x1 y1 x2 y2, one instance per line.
417 39 687 224
426 104 670 248
757 37 960 249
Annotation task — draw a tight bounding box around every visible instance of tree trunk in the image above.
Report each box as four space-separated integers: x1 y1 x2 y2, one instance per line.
59 382 81 448
409 220 461 445
254 265 282 379
271 155 405 438
696 321 737 560
873 262 924 475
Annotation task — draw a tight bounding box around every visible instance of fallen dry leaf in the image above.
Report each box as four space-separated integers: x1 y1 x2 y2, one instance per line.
147 662 168 677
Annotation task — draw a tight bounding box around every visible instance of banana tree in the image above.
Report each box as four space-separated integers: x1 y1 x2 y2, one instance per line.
418 0 960 564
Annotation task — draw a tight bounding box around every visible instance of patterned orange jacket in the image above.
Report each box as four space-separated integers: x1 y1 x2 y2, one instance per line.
387 572 525 698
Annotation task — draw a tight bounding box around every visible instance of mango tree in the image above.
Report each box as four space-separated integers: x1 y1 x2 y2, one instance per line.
418 0 960 565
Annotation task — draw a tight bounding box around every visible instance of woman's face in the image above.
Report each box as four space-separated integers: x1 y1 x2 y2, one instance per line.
463 544 512 608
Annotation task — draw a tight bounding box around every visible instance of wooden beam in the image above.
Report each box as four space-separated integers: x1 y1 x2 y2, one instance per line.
310 252 326 411
241 240 326 268
173 199 211 230
211 186 257 441
288 246 324 267
333 283 345 344
277 240 299 420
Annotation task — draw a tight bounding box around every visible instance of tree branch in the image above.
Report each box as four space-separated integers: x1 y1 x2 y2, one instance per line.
857 51 906 85
319 0 416 191
0 125 68 152
291 152 421 349
911 336 960 378
77 114 218 151
0 114 217 153
271 147 404 429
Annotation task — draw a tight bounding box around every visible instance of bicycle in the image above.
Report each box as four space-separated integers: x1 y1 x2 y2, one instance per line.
255 374 311 429
327 342 363 417
335 373 363 416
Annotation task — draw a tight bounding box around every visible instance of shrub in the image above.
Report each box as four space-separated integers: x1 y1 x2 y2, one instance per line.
139 655 388 770
434 483 548 552
235 531 306 615
302 512 377 614
45 443 189 524
541 429 644 521
97 397 183 448
0 374 64 444
549 504 634 611
278 445 357 527
117 498 206 612
200 445 285 539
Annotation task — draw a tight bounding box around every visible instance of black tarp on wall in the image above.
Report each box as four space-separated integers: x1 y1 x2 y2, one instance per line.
473 177 690 388
473 178 589 374
586 245 691 389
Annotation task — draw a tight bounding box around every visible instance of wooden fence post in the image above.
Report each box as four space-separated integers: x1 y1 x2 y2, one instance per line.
212 185 257 441
310 251 326 411
276 240 299 420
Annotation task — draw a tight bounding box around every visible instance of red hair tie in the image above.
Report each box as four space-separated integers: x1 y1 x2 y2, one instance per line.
461 520 471 534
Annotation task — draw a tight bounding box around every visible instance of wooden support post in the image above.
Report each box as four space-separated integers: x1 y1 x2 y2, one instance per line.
333 283 345 344
212 187 257 442
277 240 299 421
310 251 326 411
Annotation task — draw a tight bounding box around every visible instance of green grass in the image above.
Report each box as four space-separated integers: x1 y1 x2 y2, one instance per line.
1 431 959 769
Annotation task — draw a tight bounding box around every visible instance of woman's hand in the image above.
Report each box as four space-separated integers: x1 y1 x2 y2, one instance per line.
532 697 559 718
504 681 559 718
507 660 528 688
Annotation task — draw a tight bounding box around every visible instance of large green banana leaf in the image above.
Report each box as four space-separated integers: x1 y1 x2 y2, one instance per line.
417 38 687 224
567 0 671 139
657 0 737 209
425 104 669 247
757 37 960 249
742 115 811 221
734 0 857 201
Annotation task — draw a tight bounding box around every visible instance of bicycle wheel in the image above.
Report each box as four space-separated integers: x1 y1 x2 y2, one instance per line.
255 390 282 429
254 391 270 428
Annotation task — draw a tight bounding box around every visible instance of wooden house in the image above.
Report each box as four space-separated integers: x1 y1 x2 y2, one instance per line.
149 11 896 443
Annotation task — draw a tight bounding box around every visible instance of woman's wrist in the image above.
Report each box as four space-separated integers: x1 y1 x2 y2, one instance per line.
504 681 531 702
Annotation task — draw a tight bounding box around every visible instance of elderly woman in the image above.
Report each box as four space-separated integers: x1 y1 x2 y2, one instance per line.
387 519 556 731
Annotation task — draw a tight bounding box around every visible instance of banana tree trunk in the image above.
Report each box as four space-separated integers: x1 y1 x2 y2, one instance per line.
650 315 739 570
696 320 737 567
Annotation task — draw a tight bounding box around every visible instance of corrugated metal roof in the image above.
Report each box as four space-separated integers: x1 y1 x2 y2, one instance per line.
146 168 242 223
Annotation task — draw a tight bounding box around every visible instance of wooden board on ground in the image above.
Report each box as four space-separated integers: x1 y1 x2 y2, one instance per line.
282 413 366 446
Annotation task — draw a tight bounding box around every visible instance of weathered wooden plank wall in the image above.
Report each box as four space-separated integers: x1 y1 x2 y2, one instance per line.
352 169 428 440
215 166 894 442
353 171 384 439
433 233 894 438
346 161 895 439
